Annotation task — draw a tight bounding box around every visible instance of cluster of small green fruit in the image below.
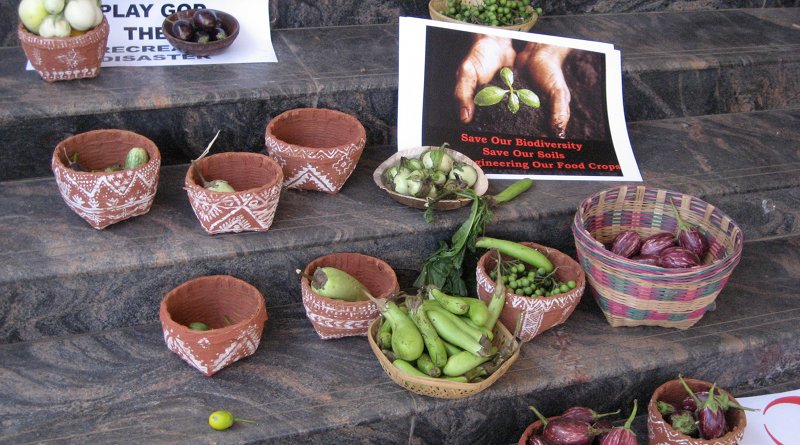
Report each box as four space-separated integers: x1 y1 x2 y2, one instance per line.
441 0 541 27
489 260 576 297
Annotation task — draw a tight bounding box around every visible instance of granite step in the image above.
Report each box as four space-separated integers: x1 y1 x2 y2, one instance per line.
1 9 798 181
1 107 799 345
0 234 798 444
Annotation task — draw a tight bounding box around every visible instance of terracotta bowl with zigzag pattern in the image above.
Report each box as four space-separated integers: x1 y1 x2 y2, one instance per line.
264 108 366 194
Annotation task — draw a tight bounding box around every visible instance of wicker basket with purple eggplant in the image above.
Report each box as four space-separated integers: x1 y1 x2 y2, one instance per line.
572 185 743 329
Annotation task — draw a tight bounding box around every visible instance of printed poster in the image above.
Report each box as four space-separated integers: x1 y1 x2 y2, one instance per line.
738 388 800 444
398 17 641 182
27 0 277 69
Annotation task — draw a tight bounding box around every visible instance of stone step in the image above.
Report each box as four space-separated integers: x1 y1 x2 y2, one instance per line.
1 234 798 444
1 9 798 181
1 107 799 344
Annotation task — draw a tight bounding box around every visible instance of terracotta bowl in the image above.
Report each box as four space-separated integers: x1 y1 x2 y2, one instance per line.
476 242 585 342
51 129 161 229
648 378 747 445
372 146 489 211
162 9 239 56
18 17 109 82
159 275 268 377
264 108 366 193
184 152 283 235
300 253 399 339
429 0 539 32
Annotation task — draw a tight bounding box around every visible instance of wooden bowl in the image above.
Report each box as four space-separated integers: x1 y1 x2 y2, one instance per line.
162 8 239 56
429 0 539 32
372 146 488 211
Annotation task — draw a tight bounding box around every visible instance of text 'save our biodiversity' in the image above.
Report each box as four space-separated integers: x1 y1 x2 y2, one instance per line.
398 17 641 181
26 0 277 69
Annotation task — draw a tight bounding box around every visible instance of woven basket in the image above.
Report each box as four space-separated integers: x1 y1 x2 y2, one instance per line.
18 17 109 82
184 152 283 235
429 0 539 32
159 275 268 377
648 378 746 445
476 242 585 342
300 253 399 339
367 316 519 399
51 129 161 229
264 108 366 193
572 185 743 329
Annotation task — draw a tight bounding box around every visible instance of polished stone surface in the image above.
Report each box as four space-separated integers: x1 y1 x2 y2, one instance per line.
0 235 797 444
1 9 799 180
1 108 799 344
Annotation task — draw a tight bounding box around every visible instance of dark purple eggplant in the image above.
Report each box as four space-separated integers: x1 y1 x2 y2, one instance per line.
530 405 595 445
527 435 550 445
670 199 709 259
679 376 727 439
561 407 620 424
657 247 700 268
679 391 708 412
598 400 637 445
669 410 698 437
610 230 642 258
639 232 676 257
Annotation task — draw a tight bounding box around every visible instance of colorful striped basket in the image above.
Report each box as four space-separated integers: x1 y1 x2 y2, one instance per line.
572 185 743 329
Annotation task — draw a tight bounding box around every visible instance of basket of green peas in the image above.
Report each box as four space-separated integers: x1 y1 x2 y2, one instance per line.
429 0 541 31
475 241 585 342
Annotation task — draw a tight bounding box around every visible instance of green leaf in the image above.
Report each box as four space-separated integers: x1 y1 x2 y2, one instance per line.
517 89 541 108
473 86 507 106
500 67 514 88
508 92 520 113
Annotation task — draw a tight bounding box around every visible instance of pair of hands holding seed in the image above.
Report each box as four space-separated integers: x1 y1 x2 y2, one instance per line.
455 35 572 138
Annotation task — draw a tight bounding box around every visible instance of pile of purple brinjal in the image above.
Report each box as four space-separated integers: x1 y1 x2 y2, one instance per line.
525 400 638 445
606 200 709 268
656 375 755 440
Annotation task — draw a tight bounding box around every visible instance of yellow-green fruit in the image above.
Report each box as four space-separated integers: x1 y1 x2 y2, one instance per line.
311 267 370 301
124 147 149 169
205 179 235 193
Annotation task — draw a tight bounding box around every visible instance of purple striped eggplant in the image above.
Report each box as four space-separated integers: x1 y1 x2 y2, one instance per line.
679 376 727 439
610 230 642 258
657 247 701 268
670 199 709 258
527 435 550 445
561 407 620 425
640 232 676 257
529 405 596 445
598 400 637 445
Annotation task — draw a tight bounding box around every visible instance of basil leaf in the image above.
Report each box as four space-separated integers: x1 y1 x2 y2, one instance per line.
508 92 520 113
473 86 507 106
500 67 514 88
517 89 541 108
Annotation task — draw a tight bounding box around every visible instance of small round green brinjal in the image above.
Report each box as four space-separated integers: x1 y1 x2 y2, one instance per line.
123 147 149 170
310 267 370 302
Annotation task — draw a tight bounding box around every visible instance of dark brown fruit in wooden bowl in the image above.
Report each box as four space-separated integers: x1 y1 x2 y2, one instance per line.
162 8 239 56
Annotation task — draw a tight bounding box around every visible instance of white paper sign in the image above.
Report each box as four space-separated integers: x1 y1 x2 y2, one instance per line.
737 388 800 444
27 0 277 69
398 17 641 182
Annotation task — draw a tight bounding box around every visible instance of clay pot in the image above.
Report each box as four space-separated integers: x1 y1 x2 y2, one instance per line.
300 253 399 339
648 378 747 445
184 152 283 235
51 129 161 229
264 108 366 193
159 275 268 377
476 242 585 342
18 17 110 82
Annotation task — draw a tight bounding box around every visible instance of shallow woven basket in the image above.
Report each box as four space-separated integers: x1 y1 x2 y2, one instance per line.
372 145 489 211
476 242 585 342
52 129 161 229
18 17 109 82
429 0 539 32
572 185 743 329
159 275 268 377
648 378 746 445
184 152 283 234
264 108 366 193
367 317 519 399
300 252 399 339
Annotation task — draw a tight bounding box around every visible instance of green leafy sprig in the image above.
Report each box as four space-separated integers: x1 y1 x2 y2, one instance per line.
473 67 541 114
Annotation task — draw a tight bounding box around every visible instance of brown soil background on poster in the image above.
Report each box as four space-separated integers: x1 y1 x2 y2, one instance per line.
468 50 607 140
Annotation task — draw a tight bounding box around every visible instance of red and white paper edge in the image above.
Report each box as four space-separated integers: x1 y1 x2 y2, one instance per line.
738 388 800 445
